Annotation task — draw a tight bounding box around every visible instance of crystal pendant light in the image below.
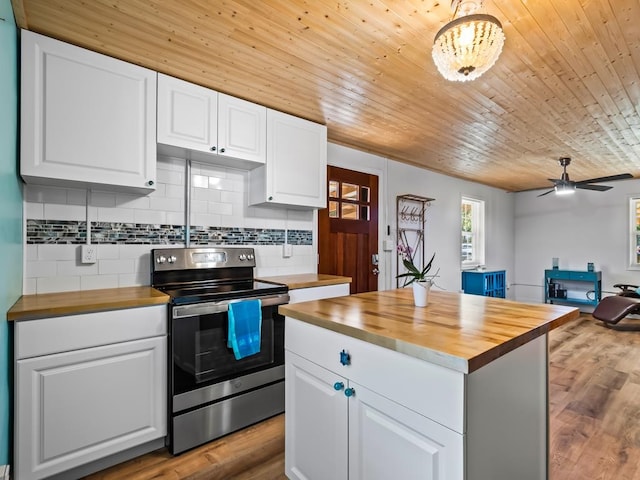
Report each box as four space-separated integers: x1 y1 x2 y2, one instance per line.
432 0 505 82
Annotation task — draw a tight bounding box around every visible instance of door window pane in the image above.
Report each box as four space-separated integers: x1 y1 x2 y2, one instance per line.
329 201 339 218
341 203 359 219
361 187 370 203
360 205 370 221
329 181 339 199
341 183 359 201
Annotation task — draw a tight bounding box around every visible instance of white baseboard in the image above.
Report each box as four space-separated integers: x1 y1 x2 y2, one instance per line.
0 464 9 480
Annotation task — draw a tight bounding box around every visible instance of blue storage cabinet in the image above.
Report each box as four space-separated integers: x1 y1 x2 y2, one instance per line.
544 269 601 307
462 270 506 298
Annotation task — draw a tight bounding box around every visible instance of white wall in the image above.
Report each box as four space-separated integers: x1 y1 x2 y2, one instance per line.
328 143 516 295
514 179 640 305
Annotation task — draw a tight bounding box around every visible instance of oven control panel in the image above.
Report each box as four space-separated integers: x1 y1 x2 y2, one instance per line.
152 247 257 270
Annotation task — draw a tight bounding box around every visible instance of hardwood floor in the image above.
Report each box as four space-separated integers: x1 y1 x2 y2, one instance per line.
84 314 640 480
549 315 640 479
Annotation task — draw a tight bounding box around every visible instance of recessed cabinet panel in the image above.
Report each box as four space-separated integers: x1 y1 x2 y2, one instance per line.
21 30 157 193
16 336 167 480
249 109 327 209
349 383 463 480
285 351 349 480
218 93 266 164
157 73 218 151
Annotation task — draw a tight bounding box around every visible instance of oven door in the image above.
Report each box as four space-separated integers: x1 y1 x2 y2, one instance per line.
171 293 288 413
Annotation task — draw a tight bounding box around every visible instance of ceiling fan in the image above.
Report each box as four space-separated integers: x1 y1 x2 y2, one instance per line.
537 157 633 197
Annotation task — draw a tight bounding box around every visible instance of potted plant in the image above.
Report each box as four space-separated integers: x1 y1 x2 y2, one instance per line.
396 244 439 306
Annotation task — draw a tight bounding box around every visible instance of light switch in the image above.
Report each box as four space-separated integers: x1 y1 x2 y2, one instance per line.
383 240 394 251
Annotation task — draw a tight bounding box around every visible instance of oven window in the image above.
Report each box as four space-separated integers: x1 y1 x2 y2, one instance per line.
172 305 284 395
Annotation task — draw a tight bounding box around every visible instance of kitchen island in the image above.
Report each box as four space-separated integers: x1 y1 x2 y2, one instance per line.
280 288 579 480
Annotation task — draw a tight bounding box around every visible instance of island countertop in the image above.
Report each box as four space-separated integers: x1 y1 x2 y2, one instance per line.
279 288 579 373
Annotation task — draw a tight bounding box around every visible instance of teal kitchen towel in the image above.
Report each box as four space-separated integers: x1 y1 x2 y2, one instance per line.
228 299 262 360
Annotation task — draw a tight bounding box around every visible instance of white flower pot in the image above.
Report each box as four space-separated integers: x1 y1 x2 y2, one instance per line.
412 281 431 307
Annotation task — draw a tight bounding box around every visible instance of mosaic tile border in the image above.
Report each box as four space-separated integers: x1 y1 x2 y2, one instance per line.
26 220 313 246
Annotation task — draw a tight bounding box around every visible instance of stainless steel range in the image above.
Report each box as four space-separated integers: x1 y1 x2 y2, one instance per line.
151 247 289 455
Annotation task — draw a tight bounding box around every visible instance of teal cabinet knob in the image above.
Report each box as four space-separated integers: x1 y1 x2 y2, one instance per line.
339 350 351 366
344 388 355 397
333 382 344 391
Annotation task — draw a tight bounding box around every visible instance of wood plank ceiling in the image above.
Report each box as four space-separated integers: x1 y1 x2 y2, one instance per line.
10 0 640 192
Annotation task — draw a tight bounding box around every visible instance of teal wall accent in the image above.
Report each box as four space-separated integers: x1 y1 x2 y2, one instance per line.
0 0 22 467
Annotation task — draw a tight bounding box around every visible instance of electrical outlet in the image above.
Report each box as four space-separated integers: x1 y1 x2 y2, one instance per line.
81 244 97 264
283 244 293 258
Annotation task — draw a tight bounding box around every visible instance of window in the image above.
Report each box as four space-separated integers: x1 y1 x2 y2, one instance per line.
461 197 485 268
629 197 640 269
328 179 370 221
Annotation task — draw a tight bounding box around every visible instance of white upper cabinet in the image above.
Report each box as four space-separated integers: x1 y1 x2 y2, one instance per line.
249 109 327 209
20 30 157 193
157 73 218 153
157 73 266 167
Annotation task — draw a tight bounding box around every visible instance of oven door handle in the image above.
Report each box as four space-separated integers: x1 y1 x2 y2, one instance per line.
172 293 290 319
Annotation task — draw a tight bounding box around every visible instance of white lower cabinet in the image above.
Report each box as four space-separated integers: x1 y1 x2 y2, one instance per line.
285 352 348 480
285 350 462 480
285 317 549 480
349 382 463 480
14 305 168 480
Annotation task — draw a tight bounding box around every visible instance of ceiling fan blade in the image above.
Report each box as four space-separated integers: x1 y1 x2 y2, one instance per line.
576 184 612 192
574 173 633 185
548 178 562 183
537 189 556 197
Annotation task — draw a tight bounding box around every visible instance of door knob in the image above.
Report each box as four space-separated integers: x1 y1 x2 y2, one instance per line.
372 268 379 275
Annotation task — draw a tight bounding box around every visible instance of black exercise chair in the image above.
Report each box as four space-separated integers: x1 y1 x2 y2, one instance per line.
592 284 640 330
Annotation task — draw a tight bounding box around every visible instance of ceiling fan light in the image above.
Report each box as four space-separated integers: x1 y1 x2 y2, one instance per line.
432 9 505 82
555 184 576 196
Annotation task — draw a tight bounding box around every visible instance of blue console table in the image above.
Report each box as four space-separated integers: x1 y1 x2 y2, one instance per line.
544 269 601 307
461 270 506 298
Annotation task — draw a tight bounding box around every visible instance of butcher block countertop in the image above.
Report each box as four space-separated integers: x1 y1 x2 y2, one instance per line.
8 286 170 322
279 288 579 373
258 273 351 290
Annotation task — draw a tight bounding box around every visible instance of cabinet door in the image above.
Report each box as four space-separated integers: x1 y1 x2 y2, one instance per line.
21 30 156 193
285 351 348 480
157 73 218 153
349 382 463 480
218 93 266 164
15 336 167 480
251 109 327 208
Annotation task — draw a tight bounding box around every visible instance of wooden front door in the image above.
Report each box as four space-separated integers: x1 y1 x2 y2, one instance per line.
318 166 379 294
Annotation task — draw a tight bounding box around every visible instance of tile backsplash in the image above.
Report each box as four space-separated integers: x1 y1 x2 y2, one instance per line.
24 156 316 294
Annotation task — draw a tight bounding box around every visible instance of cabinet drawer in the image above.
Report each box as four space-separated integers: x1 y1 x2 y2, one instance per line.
569 271 597 281
288 284 350 303
16 305 167 359
285 318 465 433
545 270 568 280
